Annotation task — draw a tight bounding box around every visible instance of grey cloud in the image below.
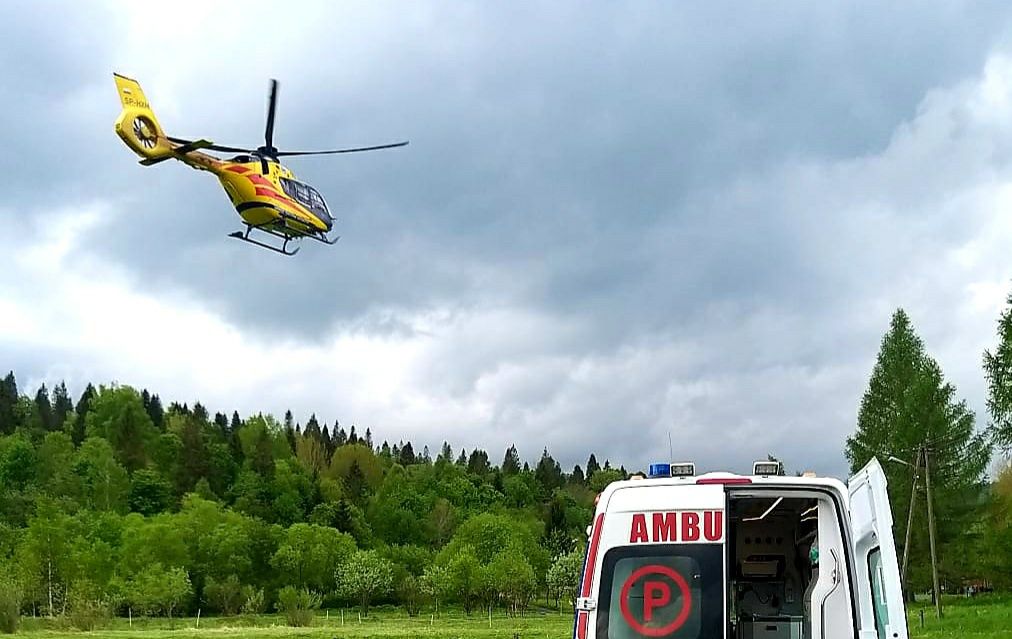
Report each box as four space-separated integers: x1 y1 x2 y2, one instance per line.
4 2 1012 479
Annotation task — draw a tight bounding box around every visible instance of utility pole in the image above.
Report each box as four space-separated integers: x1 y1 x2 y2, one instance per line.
923 445 943 619
900 448 922 598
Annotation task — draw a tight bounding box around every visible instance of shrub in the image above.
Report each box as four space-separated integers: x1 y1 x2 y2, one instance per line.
240 586 266 616
67 595 110 631
276 586 321 627
205 575 243 615
0 577 21 634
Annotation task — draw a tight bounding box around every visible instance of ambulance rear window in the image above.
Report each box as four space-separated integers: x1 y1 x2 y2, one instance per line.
596 545 723 639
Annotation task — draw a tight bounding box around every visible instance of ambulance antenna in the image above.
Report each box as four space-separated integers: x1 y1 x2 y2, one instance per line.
668 431 673 460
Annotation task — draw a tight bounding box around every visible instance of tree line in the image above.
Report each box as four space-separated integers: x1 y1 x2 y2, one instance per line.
3 289 1012 629
0 377 629 629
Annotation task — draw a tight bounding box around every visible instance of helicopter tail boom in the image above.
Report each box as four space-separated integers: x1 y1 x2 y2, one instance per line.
113 73 173 163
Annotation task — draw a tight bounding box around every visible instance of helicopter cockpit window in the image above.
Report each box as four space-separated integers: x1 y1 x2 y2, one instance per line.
279 178 331 219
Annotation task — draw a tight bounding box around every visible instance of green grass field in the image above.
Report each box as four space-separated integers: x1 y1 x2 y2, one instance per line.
908 594 1012 639
10 595 1012 638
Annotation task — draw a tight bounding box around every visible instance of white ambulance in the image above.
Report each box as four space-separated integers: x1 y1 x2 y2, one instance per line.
574 459 906 639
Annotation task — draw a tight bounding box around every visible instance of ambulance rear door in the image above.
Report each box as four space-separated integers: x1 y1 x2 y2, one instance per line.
579 482 727 639
848 459 908 639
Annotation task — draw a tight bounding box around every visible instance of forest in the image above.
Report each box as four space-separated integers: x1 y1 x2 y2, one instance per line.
0 370 622 629
1 292 1012 632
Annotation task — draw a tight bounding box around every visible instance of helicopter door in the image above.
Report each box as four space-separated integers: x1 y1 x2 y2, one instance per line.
848 459 908 639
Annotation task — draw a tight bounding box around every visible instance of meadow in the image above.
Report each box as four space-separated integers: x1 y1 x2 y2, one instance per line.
10 596 1012 639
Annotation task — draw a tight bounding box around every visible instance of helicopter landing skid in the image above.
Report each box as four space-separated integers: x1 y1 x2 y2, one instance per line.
229 223 300 256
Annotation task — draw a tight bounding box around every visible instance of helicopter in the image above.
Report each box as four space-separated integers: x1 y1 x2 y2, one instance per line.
113 73 407 255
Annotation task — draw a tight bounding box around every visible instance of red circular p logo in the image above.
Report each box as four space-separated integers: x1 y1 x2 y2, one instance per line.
619 565 692 637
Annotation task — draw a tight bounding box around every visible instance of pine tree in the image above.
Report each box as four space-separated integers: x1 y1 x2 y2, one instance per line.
349 425 359 445
456 448 467 466
380 441 392 459
335 425 348 447
571 464 585 484
0 371 18 435
284 409 295 432
502 445 521 475
586 454 601 479
52 381 73 431
365 427 374 449
422 445 432 464
73 383 96 445
985 288 1012 453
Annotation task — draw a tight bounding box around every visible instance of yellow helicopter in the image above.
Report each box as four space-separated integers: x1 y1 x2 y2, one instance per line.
113 73 407 255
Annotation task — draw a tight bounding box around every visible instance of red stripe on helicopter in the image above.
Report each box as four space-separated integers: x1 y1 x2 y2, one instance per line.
254 187 297 206
226 165 250 174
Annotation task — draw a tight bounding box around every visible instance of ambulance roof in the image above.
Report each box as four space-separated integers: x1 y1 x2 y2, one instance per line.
597 471 850 512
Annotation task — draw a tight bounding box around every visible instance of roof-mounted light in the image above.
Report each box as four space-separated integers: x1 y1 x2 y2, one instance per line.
753 460 782 476
648 463 671 478
670 462 696 477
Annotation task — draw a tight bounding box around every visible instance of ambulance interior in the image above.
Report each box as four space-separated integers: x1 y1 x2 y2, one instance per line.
727 495 823 639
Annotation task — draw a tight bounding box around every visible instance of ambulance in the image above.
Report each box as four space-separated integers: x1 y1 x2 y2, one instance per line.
574 459 906 639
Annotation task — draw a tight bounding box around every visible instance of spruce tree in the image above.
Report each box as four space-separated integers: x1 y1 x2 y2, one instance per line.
535 448 563 493
193 402 209 424
399 442 416 466
145 393 165 430
73 383 96 445
571 464 585 484
846 309 991 589
0 371 18 434
34 384 54 431
985 288 1012 453
502 445 521 475
214 412 229 437
52 381 73 431
467 448 489 475
586 454 601 478
438 441 453 463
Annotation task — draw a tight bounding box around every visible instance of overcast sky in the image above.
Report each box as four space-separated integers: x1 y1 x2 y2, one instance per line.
3 1 1012 478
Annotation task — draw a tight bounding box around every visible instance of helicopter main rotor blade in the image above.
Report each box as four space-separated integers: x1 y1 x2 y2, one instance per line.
168 137 254 154
274 141 409 157
264 79 279 152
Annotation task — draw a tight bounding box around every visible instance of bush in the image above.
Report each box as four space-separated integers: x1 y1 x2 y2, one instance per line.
67 596 110 631
205 575 243 615
0 578 21 634
276 586 321 627
240 586 266 615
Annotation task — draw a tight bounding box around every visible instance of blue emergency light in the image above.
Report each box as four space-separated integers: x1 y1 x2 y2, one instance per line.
648 463 671 478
